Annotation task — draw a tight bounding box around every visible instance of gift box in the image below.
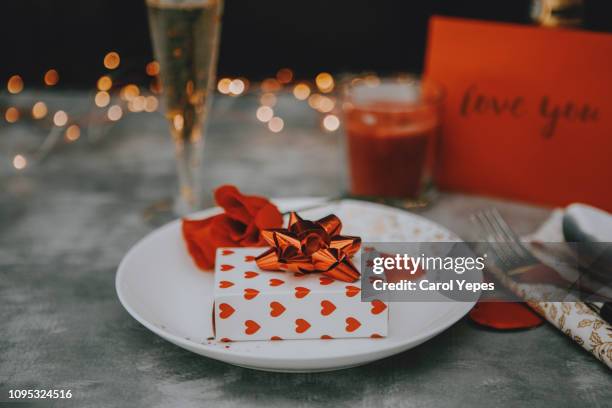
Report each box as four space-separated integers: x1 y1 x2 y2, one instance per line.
213 247 388 342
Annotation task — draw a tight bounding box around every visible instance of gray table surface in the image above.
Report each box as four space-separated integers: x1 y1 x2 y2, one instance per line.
1 92 610 407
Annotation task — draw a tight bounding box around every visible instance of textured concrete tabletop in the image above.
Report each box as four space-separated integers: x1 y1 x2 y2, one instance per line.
1 92 610 407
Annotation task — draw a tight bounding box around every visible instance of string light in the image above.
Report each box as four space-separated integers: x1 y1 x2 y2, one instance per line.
128 95 146 112
32 102 48 119
276 68 293 84
144 96 158 112
256 106 274 122
260 93 277 107
146 61 160 76
228 79 245 96
107 105 123 121
7 75 23 94
44 69 59 86
261 78 281 93
5 107 19 123
217 78 231 94
104 51 121 70
317 96 335 113
268 117 284 133
322 114 340 131
293 83 311 100
97 76 112 91
13 154 27 170
308 93 322 109
120 84 140 101
95 91 111 107
150 77 162 94
53 110 68 127
65 125 81 142
173 114 184 131
315 72 334 93
309 94 335 112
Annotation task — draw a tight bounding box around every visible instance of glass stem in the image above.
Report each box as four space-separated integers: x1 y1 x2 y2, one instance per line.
172 111 204 216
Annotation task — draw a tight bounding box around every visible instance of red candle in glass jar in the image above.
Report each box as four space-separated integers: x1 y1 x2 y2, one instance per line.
343 78 443 198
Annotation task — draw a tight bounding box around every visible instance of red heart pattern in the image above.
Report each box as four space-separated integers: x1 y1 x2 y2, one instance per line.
319 277 334 285
244 320 260 335
214 250 387 341
269 278 285 287
370 300 387 315
243 288 260 300
219 280 234 288
345 317 361 332
218 303 235 319
295 318 311 333
345 285 360 297
269 301 286 317
294 287 310 298
320 300 336 316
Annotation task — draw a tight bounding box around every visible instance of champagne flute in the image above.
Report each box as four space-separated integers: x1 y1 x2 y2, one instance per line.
146 0 223 215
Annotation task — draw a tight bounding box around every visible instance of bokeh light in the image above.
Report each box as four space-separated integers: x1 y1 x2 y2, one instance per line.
268 117 284 133
65 125 81 142
107 105 123 121
13 154 27 170
315 72 334 93
293 83 311 100
146 61 160 76
104 52 121 70
261 78 282 93
260 93 277 107
53 110 68 127
322 114 340 131
95 91 111 107
228 79 245 96
217 78 231 94
120 84 140 101
7 75 23 94
276 68 293 84
317 96 335 113
144 96 159 112
173 114 184 131
97 76 112 91
5 107 19 123
256 106 274 122
44 69 59 86
32 102 48 119
128 96 146 112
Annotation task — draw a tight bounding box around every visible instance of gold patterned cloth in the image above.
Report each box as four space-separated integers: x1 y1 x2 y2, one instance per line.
498 210 612 369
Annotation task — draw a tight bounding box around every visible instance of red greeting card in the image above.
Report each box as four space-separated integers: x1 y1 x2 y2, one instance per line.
425 16 612 211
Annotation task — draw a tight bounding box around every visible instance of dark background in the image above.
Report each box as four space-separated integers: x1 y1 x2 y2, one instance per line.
2 0 611 88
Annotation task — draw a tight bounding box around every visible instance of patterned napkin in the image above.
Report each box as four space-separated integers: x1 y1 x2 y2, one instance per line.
508 211 612 368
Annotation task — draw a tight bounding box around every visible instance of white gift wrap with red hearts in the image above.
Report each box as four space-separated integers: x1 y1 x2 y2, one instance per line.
213 248 388 342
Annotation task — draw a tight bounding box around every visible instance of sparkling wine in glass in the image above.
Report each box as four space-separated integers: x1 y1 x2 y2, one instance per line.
146 0 223 215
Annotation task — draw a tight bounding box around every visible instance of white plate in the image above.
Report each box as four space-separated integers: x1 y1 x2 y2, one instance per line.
116 198 478 372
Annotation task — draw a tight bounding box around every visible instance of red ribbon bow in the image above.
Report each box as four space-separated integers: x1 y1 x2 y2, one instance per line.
255 212 362 282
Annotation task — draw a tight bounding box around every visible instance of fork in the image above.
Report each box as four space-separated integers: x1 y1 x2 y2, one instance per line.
471 208 574 290
471 208 612 324
471 209 545 276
